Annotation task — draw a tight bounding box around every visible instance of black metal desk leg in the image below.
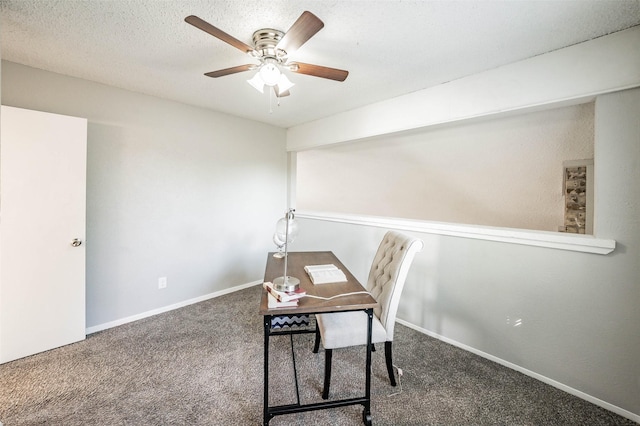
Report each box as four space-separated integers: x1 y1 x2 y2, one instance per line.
264 315 271 426
363 308 373 425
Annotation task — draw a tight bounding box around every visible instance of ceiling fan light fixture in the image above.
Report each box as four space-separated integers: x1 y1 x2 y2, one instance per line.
277 73 295 93
247 73 265 93
259 62 281 86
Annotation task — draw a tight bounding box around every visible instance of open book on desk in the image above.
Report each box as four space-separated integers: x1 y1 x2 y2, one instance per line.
304 264 348 285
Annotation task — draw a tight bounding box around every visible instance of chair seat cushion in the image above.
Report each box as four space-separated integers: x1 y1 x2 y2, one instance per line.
316 311 388 350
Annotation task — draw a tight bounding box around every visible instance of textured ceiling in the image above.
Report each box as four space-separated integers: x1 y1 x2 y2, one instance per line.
1 0 639 128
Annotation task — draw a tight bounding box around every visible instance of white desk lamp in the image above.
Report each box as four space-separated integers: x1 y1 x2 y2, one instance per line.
273 208 300 292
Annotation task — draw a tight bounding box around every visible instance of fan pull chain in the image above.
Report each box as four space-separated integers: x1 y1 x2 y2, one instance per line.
267 88 282 114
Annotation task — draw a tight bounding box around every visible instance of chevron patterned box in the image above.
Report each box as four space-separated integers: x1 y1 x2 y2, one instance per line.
271 315 310 329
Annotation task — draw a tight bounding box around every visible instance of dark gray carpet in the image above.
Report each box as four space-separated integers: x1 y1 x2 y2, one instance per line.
0 285 635 425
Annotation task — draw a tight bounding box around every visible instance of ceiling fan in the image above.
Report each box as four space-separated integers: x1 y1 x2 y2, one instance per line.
185 11 349 98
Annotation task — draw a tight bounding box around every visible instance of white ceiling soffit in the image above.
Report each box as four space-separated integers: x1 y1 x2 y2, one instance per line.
1 0 639 128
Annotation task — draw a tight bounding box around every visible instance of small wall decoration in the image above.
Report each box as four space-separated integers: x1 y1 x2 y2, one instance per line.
561 160 593 234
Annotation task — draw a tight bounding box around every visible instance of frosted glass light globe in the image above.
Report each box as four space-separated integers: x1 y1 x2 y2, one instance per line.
276 216 298 244
259 63 281 86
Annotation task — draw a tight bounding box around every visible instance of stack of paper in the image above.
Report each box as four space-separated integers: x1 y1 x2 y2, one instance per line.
304 264 348 285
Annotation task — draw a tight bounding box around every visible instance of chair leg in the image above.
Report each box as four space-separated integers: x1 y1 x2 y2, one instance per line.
384 341 397 386
313 326 321 353
322 349 333 399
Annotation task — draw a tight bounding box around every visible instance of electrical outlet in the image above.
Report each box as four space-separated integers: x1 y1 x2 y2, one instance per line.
158 277 167 289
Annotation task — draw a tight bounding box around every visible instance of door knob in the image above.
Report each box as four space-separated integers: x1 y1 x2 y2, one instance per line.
71 238 82 247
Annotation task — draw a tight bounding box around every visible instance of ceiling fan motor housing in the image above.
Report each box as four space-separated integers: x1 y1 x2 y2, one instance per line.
252 29 286 61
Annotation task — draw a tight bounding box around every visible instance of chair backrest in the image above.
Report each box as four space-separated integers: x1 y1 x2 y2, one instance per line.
367 231 423 341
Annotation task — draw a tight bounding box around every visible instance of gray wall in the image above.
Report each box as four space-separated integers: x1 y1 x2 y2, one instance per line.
1 61 287 328
293 88 640 420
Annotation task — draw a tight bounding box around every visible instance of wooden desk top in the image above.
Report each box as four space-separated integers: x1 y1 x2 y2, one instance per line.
259 251 378 316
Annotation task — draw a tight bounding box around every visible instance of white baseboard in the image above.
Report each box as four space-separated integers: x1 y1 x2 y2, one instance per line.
85 280 262 335
395 318 640 424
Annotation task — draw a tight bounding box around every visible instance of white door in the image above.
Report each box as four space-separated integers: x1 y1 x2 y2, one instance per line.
0 106 87 363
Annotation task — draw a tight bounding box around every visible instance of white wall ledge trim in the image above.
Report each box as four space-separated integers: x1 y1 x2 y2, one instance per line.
297 211 616 255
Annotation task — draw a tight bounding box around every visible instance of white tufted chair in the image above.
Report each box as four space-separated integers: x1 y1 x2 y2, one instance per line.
313 231 423 399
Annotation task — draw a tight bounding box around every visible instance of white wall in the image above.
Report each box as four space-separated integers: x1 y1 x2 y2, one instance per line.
1 61 287 328
292 88 640 421
297 102 594 231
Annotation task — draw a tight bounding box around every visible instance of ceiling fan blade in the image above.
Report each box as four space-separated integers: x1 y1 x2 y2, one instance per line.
185 15 254 54
289 62 349 82
276 11 324 56
205 64 255 78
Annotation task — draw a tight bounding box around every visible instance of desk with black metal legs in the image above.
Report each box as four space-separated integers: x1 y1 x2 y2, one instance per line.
259 251 379 426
